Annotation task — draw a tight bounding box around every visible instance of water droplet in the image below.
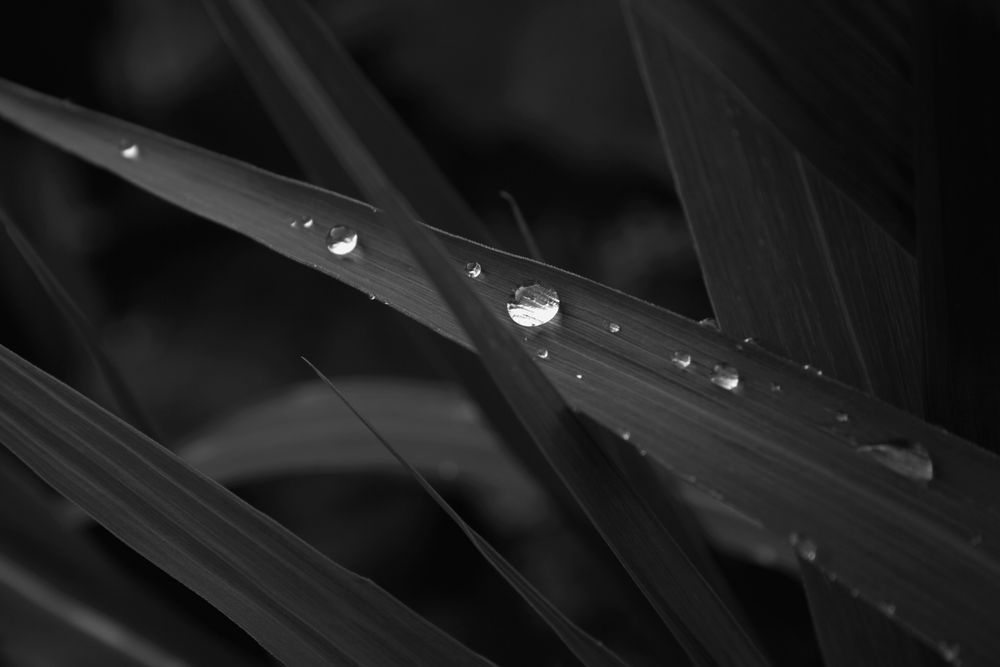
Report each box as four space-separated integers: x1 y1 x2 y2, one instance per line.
710 364 740 391
638 447 648 457
120 143 140 160
970 533 983 547
770 382 782 393
803 364 823 376
575 373 583 380
742 336 756 345
506 283 560 327
856 440 933 482
326 226 358 256
303 218 314 229
368 294 377 301
835 411 849 423
699 317 719 331
671 351 692 369
607 322 621 334
620 429 631 441
938 642 961 663
464 261 482 278
878 602 896 617
796 538 818 562
536 348 549 360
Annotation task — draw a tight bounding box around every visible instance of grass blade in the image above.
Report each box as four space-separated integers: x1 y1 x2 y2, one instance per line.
201 0 494 246
305 360 631 667
0 343 493 666
622 5 932 663
632 0 914 248
0 206 160 439
218 3 773 663
3 78 1000 663
499 191 544 263
177 378 792 569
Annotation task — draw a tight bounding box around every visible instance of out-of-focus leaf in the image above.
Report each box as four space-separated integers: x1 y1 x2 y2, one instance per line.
0 206 159 438
3 79 1000 663
633 0 914 248
201 0 494 246
0 344 493 667
306 363 630 667
177 378 796 569
622 5 933 664
912 0 1000 453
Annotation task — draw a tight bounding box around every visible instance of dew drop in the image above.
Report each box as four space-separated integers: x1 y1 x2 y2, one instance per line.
638 447 648 457
326 226 358 256
465 261 482 278
536 348 549 360
575 373 583 380
770 382 782 393
938 642 961 663
796 538 818 562
303 218 314 229
620 429 631 441
506 283 560 327
710 364 740 391
699 317 720 331
835 411 850 423
120 142 140 160
803 364 824 376
742 336 756 345
878 602 896 617
671 351 692 369
856 440 934 482
368 294 377 301
607 322 621 334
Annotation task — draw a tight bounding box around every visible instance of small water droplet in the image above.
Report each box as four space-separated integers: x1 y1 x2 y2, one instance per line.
878 602 896 617
638 447 648 457
835 411 849 423
699 317 720 331
970 533 983 547
607 322 621 334
797 538 818 562
326 226 358 256
507 283 560 327
575 373 583 380
770 382 782 393
464 261 482 278
826 571 838 582
303 218 314 229
536 348 549 360
120 143 140 160
856 440 933 482
620 429 631 441
742 336 756 345
710 364 740 391
671 351 692 369
938 642 961 663
368 294 377 301
803 364 823 376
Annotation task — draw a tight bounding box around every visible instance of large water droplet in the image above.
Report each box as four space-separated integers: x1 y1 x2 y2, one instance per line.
326 226 358 256
856 440 933 482
607 322 621 334
536 348 549 360
506 283 560 327
671 351 692 369
699 317 719 331
120 143 140 160
465 261 482 278
710 364 740 391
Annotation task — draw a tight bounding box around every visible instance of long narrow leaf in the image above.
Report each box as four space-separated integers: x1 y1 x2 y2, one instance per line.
201 0 494 246
2 79 1000 663
632 0 914 248
306 361 630 667
622 6 933 664
0 344 493 666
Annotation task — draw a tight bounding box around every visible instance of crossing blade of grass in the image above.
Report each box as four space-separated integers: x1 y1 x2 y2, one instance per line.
499 191 544 264
0 343 494 667
201 0 494 246
622 6 933 664
631 0 914 249
0 206 160 439
305 360 631 667
176 379 794 569
4 80 1000 664
224 5 773 664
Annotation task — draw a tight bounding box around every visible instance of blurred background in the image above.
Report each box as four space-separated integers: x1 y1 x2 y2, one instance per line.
0 1 820 665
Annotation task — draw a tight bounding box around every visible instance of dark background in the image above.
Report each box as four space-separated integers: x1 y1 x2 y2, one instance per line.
0 1 819 665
